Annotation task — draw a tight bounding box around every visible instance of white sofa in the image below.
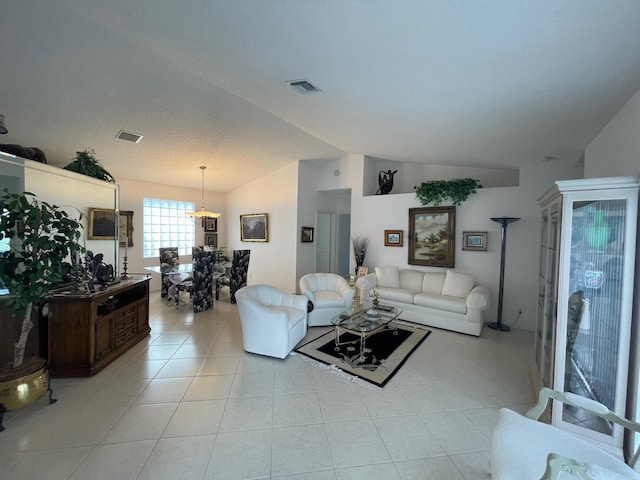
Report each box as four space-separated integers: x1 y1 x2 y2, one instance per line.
356 266 490 336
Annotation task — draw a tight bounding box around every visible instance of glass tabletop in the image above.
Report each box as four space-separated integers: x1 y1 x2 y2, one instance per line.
144 264 193 274
331 302 402 333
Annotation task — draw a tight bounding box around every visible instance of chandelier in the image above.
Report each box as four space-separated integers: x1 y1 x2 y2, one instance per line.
186 166 221 218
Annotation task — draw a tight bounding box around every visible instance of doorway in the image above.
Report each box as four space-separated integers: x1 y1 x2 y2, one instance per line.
315 211 351 275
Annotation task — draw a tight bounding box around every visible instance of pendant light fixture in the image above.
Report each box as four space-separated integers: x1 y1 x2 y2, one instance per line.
186 166 221 218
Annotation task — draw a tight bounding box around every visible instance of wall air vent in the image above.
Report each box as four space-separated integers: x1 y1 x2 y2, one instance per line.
286 79 321 94
116 130 143 143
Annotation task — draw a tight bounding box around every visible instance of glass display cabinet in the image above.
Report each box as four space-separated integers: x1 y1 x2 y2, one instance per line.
535 176 639 456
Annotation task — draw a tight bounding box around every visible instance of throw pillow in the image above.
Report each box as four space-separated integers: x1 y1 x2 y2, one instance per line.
441 270 476 298
375 266 400 288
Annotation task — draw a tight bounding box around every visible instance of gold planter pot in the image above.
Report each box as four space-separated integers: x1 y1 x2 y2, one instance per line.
0 364 51 411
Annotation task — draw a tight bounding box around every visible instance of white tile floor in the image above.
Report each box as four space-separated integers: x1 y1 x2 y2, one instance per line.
0 295 535 480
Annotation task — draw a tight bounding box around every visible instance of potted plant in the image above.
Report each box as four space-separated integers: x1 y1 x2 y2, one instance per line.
63 148 115 183
414 178 482 206
0 188 84 428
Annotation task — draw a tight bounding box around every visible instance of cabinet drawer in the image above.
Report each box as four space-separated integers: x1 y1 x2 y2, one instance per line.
115 304 137 320
114 313 137 345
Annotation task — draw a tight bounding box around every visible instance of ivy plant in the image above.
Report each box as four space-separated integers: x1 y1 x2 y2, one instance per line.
414 178 482 206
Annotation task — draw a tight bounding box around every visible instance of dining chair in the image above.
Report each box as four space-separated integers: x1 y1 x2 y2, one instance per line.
158 247 179 298
189 247 216 312
216 249 250 304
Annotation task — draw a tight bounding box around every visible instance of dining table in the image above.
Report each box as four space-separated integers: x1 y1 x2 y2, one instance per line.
144 261 231 304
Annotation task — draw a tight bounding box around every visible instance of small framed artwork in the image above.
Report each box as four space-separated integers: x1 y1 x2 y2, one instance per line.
240 213 268 242
204 217 218 232
88 208 116 240
384 229 403 247
463 231 488 251
204 233 218 248
357 266 369 277
408 206 456 267
119 210 134 247
301 226 314 243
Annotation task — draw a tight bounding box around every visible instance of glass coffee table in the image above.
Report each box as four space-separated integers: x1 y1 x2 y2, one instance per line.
331 302 403 365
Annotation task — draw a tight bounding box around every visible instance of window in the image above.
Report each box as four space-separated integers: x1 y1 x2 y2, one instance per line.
143 198 196 258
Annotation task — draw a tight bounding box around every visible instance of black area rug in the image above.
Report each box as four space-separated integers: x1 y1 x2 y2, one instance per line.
294 321 431 388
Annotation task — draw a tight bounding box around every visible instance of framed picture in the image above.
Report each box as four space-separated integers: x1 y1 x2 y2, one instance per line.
357 266 369 277
240 213 268 242
408 206 456 267
301 226 314 243
88 208 117 240
463 231 488 251
204 233 218 248
119 211 134 247
384 229 403 247
204 217 217 232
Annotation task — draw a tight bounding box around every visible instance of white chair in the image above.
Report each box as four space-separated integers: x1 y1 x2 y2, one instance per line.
489 387 640 479
234 284 308 359
299 273 355 326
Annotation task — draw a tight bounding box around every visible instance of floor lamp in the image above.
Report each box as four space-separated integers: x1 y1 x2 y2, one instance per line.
487 216 520 332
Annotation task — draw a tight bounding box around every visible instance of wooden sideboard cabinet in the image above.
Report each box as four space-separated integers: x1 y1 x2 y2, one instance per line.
46 276 151 377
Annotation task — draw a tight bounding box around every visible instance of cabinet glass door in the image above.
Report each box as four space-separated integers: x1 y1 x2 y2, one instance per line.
560 198 628 437
536 204 559 390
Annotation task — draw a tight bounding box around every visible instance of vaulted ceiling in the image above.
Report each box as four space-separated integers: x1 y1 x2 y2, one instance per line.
2 1 640 191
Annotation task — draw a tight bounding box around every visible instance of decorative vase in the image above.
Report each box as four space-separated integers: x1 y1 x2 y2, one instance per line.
585 210 611 251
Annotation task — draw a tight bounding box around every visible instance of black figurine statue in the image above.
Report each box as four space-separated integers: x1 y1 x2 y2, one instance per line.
376 169 398 195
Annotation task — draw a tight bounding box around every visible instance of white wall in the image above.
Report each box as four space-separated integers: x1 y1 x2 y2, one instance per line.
585 88 640 178
117 177 225 292
301 155 581 332
364 157 520 195
225 161 300 292
0 154 119 268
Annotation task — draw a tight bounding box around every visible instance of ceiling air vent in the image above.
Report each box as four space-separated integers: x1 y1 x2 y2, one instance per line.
116 130 143 143
286 79 321 94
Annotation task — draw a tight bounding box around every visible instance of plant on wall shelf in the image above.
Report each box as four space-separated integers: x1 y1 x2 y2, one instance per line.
63 148 115 183
414 178 482 206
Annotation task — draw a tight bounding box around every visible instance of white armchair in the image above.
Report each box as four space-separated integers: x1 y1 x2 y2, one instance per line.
234 284 308 359
490 387 640 479
299 273 355 326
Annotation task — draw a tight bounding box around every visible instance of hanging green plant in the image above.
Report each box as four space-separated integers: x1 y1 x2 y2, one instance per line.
414 178 482 206
63 149 115 183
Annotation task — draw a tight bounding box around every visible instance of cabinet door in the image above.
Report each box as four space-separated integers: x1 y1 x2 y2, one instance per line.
535 203 559 391
554 193 637 453
95 314 114 360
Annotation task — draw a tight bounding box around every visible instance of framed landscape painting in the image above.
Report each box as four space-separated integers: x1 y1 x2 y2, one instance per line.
240 213 268 242
88 208 116 240
384 229 403 247
408 206 455 267
462 231 487 251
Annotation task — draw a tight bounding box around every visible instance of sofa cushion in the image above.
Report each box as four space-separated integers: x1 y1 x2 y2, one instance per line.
441 270 476 298
422 272 446 293
399 269 424 292
377 287 417 304
414 292 467 314
376 266 400 288
313 291 348 308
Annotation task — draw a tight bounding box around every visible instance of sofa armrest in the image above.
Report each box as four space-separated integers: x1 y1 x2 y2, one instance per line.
356 273 378 301
291 293 310 312
466 284 490 310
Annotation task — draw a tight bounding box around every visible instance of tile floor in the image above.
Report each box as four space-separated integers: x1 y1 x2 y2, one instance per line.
0 295 535 480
